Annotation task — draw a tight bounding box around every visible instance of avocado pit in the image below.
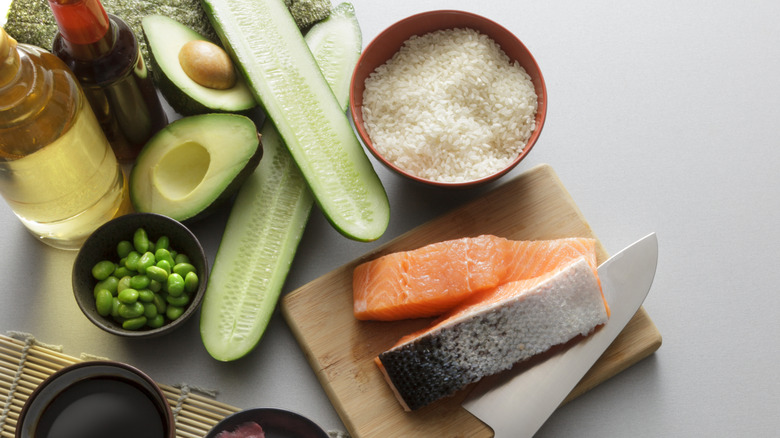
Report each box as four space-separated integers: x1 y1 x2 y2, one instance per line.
178 40 237 90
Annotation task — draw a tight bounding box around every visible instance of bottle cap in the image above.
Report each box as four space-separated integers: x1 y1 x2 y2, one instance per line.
48 0 110 45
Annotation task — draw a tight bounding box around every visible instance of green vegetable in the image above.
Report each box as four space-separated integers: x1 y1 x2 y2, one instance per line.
89 227 199 330
146 265 168 283
142 15 256 116
118 288 140 304
166 274 185 297
201 0 388 241
118 302 145 319
137 252 156 274
94 276 119 297
91 260 115 281
173 262 195 278
166 305 184 320
117 240 133 258
122 316 148 330
155 236 170 251
199 2 364 361
129 114 262 222
95 290 114 316
3 0 331 72
138 289 155 303
133 228 150 253
129 275 151 290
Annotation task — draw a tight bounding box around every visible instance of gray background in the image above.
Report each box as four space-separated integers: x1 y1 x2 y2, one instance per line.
1 0 778 436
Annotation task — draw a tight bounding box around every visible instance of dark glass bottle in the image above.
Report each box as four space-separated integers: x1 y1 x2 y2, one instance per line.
49 0 167 162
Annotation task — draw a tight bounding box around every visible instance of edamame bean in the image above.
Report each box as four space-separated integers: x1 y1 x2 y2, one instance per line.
174 253 190 265
114 266 132 278
124 251 140 271
95 289 113 316
146 266 168 283
118 288 139 304
129 274 151 290
93 276 119 297
138 289 154 303
117 240 133 258
155 259 172 275
133 228 150 253
117 276 132 294
173 263 196 278
118 301 145 319
147 314 165 328
166 273 185 297
122 316 147 330
143 302 158 319
155 235 170 251
149 279 162 293
184 271 199 294
152 293 167 314
155 248 174 267
166 293 190 307
111 297 121 318
166 305 184 320
137 251 155 274
91 260 115 281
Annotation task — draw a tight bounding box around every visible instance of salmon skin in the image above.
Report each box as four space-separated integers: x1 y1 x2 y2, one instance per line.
353 235 602 321
375 257 609 411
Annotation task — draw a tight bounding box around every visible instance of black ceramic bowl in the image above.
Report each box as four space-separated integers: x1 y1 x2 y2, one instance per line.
72 212 208 338
205 408 328 438
15 361 175 438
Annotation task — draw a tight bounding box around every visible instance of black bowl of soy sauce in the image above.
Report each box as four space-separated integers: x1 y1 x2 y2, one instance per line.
15 361 174 438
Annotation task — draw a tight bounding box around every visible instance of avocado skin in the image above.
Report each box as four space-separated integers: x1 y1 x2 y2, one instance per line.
182 133 264 223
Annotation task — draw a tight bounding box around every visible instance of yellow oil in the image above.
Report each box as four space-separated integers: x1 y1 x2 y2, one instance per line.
0 30 127 250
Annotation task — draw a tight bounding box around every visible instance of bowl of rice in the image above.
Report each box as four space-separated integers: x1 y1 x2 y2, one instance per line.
350 10 547 188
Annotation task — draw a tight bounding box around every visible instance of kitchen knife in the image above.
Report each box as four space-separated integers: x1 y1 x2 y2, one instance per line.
461 232 658 437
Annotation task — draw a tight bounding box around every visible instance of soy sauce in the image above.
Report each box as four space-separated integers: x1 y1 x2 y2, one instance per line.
49 0 167 162
35 377 166 438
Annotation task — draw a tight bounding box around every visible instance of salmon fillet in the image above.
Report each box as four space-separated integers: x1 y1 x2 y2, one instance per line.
375 256 608 411
353 235 601 321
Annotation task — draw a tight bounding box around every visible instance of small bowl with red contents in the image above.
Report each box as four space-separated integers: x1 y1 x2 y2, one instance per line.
350 10 547 188
205 408 328 438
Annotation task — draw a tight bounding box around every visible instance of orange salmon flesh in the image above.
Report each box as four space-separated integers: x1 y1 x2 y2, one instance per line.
353 235 608 321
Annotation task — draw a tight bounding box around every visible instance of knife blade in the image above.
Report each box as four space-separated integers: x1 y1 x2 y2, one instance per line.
462 232 658 437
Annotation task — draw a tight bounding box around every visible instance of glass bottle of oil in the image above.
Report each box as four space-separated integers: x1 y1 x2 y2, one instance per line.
0 27 127 250
49 0 167 162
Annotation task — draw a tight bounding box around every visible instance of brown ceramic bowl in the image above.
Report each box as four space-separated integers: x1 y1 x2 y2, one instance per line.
72 212 208 338
15 361 175 438
350 10 547 188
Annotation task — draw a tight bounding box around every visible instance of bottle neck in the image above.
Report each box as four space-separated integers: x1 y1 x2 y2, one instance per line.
49 0 113 59
0 28 21 88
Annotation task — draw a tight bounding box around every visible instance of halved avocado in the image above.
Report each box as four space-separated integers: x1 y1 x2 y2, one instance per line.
130 114 262 222
141 15 256 115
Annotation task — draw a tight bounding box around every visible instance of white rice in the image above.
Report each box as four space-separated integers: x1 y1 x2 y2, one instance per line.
361 28 538 183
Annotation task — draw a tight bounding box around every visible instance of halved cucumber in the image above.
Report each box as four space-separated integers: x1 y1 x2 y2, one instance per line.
201 0 389 241
199 3 364 361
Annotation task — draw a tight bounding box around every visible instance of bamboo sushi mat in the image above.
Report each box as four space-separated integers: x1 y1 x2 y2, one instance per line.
0 332 241 438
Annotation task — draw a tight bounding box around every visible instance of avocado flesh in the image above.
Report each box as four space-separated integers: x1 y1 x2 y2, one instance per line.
130 114 262 222
142 15 256 116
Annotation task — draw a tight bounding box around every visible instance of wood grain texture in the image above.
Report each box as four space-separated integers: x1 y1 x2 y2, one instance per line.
281 164 662 437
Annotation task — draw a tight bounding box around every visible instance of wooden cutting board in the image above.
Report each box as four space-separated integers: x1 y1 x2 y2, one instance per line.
281 163 662 437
